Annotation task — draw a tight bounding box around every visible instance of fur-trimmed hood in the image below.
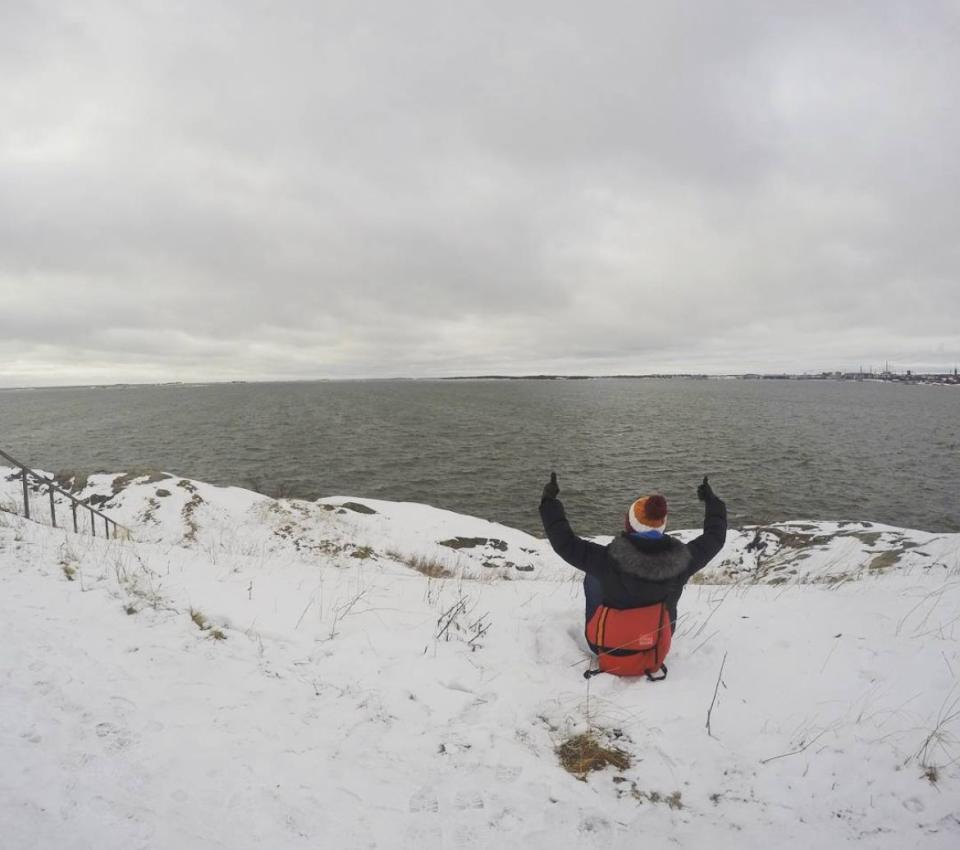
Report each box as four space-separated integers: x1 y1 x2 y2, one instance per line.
607 535 691 581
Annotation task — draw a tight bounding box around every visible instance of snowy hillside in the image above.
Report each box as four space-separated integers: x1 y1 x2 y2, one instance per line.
2 466 959 849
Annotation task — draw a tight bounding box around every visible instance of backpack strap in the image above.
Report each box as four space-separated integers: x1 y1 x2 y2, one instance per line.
645 664 668 682
584 663 667 681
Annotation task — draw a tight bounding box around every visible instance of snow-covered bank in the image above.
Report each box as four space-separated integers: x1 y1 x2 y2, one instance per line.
2 467 959 849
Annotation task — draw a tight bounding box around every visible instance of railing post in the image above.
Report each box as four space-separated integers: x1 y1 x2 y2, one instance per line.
104 516 109 538
21 467 30 520
71 502 79 533
90 507 96 536
49 486 57 528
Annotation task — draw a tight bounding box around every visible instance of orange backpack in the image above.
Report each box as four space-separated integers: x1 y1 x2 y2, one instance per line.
584 604 672 681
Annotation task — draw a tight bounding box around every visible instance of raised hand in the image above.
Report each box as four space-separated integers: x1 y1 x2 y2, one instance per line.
697 475 714 502
542 471 560 501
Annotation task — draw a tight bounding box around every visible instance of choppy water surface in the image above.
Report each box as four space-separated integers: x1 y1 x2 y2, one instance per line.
1 379 957 535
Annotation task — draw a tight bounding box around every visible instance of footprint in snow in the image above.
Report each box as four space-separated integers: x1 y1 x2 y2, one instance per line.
73 752 96 769
495 765 521 783
408 788 440 813
404 790 442 846
403 821 442 845
578 814 613 843
453 790 484 810
450 821 483 848
95 722 133 751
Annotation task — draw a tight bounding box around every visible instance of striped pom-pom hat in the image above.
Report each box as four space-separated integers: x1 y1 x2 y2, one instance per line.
625 495 668 534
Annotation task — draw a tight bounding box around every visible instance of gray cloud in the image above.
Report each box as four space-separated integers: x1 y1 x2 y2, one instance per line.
2 1 959 385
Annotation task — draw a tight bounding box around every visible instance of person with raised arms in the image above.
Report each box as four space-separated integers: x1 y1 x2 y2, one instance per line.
539 472 727 680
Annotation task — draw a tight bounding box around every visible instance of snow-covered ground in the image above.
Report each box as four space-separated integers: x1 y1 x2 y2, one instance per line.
2 466 959 849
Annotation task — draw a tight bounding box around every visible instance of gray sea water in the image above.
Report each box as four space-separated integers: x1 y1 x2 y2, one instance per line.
1 379 957 536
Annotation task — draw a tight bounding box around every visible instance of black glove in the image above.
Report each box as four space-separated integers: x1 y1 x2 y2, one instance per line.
697 475 715 502
542 471 560 501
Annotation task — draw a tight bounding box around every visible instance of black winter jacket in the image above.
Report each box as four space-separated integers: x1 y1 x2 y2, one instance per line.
539 494 727 629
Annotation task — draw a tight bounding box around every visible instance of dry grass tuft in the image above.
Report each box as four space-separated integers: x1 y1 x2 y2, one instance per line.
190 609 226 639
388 550 454 579
556 732 631 780
911 692 960 784
408 555 454 579
190 608 209 630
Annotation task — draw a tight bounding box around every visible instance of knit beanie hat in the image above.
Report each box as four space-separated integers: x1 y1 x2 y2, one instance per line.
625 495 668 534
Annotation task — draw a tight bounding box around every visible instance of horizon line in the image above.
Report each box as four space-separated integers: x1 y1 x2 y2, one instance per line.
3 368 959 392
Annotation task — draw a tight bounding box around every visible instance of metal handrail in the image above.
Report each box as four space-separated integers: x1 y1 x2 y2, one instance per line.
0 447 132 541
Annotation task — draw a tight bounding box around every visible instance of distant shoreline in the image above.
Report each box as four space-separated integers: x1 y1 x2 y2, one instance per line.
1 372 958 391
441 372 960 386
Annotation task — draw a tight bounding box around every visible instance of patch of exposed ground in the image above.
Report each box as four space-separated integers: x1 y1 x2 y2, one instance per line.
868 550 903 571
694 525 927 586
179 483 204 543
439 536 508 551
139 497 162 525
481 557 535 572
765 527 836 550
266 503 345 556
112 470 170 496
612 779 684 809
339 502 377 515
53 470 92 493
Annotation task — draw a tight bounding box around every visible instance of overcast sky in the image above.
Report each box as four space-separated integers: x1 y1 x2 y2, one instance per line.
2 1 958 385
